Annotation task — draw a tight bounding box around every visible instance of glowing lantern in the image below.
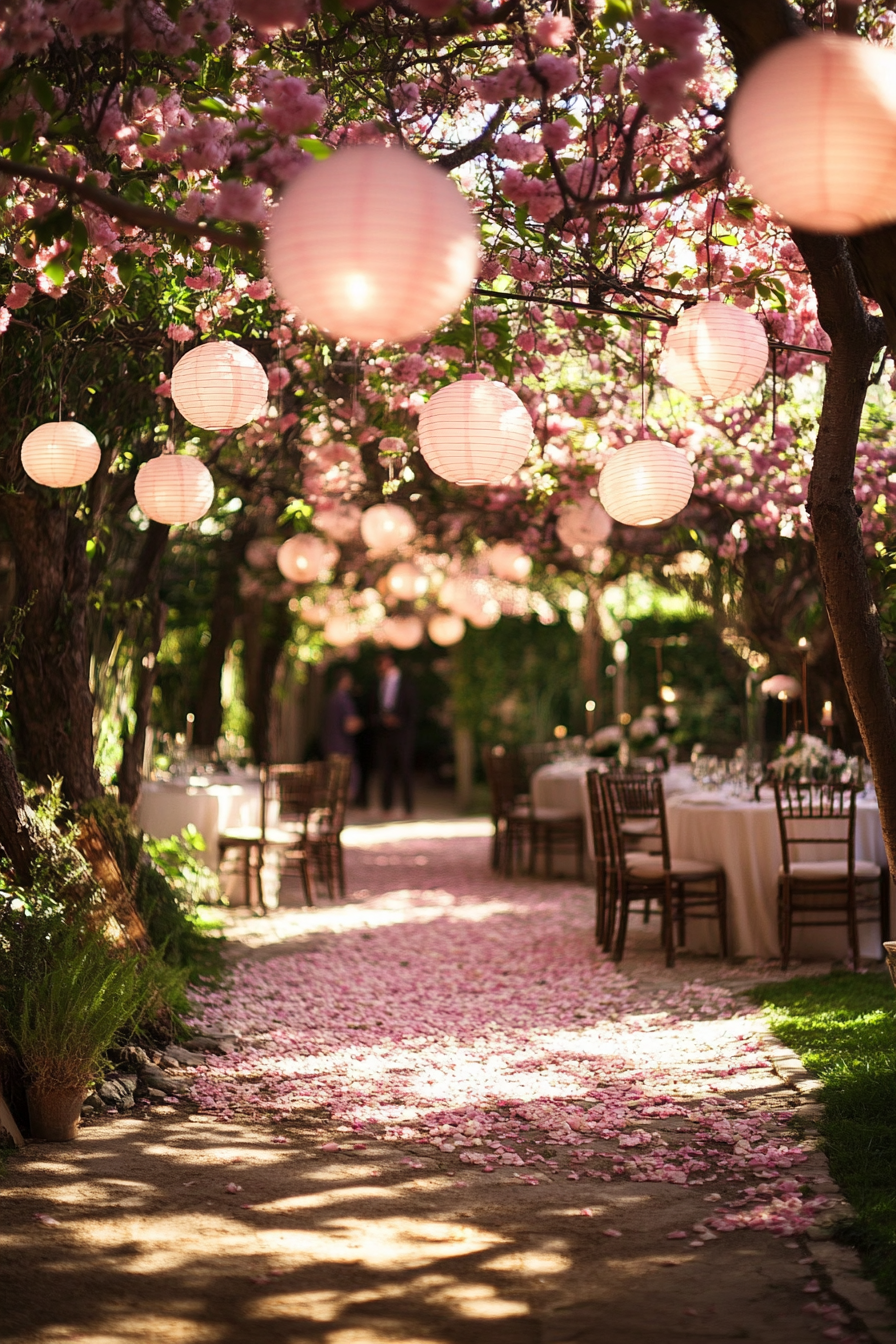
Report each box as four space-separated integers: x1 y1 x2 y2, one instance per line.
598 440 694 527
21 421 100 488
266 145 480 344
417 374 532 485
428 612 465 646
382 614 424 649
556 499 613 555
134 454 215 524
386 561 428 600
661 301 768 402
277 534 335 583
467 598 501 629
728 32 896 234
171 341 268 430
314 502 362 543
324 613 361 648
488 541 532 582
761 674 802 699
360 502 417 552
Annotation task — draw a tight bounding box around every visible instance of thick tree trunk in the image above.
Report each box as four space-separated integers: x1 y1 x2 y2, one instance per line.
0 741 35 883
2 496 101 804
241 596 291 764
193 554 243 750
118 598 168 809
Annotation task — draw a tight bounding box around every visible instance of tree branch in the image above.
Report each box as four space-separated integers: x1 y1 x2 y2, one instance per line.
1 160 258 255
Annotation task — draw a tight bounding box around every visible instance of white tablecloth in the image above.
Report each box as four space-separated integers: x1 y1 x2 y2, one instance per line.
137 774 262 868
531 761 694 858
666 792 891 960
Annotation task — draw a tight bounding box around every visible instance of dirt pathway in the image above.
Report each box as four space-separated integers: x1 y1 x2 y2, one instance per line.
1 826 892 1344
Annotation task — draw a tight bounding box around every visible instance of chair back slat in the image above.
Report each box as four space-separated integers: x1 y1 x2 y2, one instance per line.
773 779 858 875
602 771 671 870
269 762 325 827
482 745 525 819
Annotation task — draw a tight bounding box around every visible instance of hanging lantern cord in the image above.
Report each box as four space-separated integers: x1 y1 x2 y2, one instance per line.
471 299 480 373
639 320 647 436
771 345 778 444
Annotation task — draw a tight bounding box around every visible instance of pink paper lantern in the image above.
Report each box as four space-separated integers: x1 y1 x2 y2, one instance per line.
661 301 768 402
417 374 532 486
277 534 335 583
728 33 896 234
266 145 480 344
382 614 424 649
428 612 465 647
171 341 268 430
556 499 613 555
135 455 215 524
360 502 417 552
488 542 532 582
324 613 361 648
386 561 428 600
21 421 100 488
598 440 694 528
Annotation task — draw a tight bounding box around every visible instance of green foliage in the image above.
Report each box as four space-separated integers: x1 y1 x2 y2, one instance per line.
752 973 896 1306
79 797 223 984
0 916 152 1093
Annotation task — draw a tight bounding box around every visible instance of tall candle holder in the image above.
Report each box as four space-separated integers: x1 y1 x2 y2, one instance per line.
798 637 809 734
821 699 834 747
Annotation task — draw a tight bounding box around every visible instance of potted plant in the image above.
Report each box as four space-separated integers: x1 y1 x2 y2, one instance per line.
1 920 149 1141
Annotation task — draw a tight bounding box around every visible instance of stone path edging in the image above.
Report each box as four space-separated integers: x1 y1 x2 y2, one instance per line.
759 1025 896 1343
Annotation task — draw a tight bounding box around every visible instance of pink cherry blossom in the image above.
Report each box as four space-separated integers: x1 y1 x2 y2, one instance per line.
533 11 575 48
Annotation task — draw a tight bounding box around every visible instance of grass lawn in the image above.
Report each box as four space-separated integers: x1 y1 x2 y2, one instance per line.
753 971 896 1305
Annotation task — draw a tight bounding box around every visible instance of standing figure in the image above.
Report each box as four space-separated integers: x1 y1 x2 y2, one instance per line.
321 667 363 800
374 651 417 816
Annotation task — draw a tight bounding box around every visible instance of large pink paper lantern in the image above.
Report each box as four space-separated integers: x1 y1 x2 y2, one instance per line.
417 374 532 485
360 502 417 552
171 341 268 431
428 612 465 647
488 542 532 582
21 421 101 488
386 561 428 600
728 33 896 234
661 302 768 402
599 440 694 528
277 534 335 583
266 145 480 344
556 499 612 555
135 454 215 524
382 614 424 649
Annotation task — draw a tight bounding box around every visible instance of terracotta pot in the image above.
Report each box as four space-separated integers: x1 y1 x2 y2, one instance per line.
26 1087 89 1142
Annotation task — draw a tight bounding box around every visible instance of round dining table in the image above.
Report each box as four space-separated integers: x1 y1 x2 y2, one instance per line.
137 772 262 868
530 759 892 961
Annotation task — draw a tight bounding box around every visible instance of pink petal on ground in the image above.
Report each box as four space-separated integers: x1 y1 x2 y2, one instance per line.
667 1231 688 1239
225 1183 242 1193
321 1142 340 1152
603 1228 623 1237
580 1208 594 1217
804 1280 821 1293
33 1214 61 1226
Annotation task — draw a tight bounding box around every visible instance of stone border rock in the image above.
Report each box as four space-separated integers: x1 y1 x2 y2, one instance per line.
759 1026 896 1342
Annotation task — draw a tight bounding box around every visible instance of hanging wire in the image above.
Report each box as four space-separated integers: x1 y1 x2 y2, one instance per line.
639 320 647 435
471 297 480 372
770 345 778 445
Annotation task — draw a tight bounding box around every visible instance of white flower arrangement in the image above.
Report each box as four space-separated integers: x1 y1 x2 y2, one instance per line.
769 732 847 781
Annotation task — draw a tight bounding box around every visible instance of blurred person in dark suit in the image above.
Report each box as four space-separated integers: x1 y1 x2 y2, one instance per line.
374 651 417 816
322 666 363 800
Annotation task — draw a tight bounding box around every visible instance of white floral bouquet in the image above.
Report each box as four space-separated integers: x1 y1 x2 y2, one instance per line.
769 732 847 781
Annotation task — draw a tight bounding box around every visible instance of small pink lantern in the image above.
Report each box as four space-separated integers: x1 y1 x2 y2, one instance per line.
314 502 362 543
21 421 101 488
360 502 417 552
277 534 335 583
386 561 428 600
171 341 268 430
661 302 769 402
324 613 361 648
266 145 480 344
598 440 694 528
728 32 896 234
417 374 532 486
428 611 465 646
135 454 215 524
488 541 532 582
382 614 424 649
556 499 613 555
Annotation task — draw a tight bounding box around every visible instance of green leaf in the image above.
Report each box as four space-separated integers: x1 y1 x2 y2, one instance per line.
33 205 73 247
296 137 331 160
600 0 633 28
29 73 56 115
43 254 69 287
